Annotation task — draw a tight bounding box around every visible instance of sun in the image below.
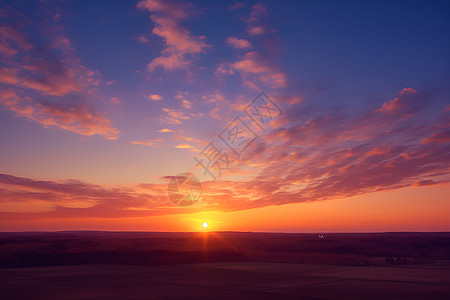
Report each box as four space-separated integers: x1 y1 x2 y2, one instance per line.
202 222 208 229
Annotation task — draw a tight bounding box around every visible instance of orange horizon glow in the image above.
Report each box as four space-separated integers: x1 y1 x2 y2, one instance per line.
0 184 448 232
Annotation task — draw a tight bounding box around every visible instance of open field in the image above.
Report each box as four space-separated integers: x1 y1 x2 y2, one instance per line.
0 232 449 299
1 262 450 299
1 232 449 267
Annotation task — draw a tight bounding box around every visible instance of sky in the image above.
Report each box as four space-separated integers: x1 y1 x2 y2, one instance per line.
0 0 449 232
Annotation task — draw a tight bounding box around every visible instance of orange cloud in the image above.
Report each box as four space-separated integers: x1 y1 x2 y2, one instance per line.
158 128 173 132
160 107 191 124
148 94 163 100
1 96 449 220
130 139 163 146
175 143 192 148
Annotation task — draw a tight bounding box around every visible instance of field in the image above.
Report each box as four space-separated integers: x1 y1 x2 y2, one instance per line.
0 232 449 299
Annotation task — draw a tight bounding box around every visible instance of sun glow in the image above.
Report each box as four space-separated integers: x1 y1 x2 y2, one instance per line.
202 222 208 229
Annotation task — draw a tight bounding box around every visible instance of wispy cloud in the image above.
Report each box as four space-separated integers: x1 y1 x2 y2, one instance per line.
130 139 163 146
231 51 287 89
137 0 211 71
245 3 274 36
160 107 191 124
0 9 119 140
218 4 286 90
0 88 448 219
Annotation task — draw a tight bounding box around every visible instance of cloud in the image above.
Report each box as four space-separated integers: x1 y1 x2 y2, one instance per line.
219 4 285 90
226 37 252 49
130 139 163 146
422 129 450 144
248 25 266 36
215 62 235 76
158 128 173 132
247 3 267 22
0 90 119 140
132 34 150 44
182 99 192 109
231 51 287 88
0 87 448 219
160 107 191 124
0 174 170 219
110 97 120 104
175 143 192 148
377 88 426 117
413 180 439 186
0 11 119 140
0 25 32 51
148 94 163 100
0 67 20 84
245 3 274 36
137 0 211 72
229 2 244 10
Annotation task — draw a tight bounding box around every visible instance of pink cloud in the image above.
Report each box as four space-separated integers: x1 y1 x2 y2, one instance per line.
231 51 287 88
220 4 283 89
0 40 18 57
0 67 20 84
226 37 252 49
0 25 32 51
215 62 235 76
110 97 120 104
247 3 267 23
0 88 448 220
0 90 119 139
422 129 450 144
248 25 266 36
0 14 119 140
0 174 170 219
377 88 422 116
137 0 210 71
245 3 274 36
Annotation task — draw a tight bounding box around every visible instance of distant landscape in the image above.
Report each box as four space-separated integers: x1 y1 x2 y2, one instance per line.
1 231 449 268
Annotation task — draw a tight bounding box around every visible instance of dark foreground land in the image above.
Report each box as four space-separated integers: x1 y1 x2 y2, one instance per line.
1 262 450 299
0 231 449 299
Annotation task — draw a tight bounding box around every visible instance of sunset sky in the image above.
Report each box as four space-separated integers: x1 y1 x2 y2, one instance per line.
0 0 449 232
